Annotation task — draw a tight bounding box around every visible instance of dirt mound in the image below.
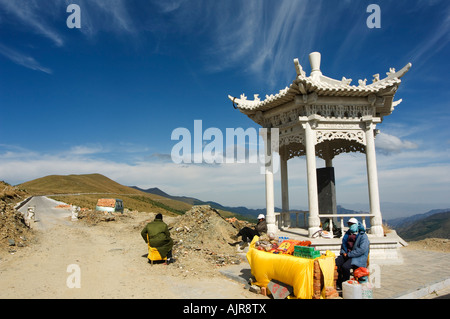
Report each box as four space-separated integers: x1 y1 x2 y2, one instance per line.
0 182 34 255
170 205 245 271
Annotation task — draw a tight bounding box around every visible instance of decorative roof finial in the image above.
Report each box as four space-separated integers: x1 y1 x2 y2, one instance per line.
309 52 322 78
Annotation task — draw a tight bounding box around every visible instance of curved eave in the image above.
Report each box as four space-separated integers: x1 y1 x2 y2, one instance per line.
229 62 412 112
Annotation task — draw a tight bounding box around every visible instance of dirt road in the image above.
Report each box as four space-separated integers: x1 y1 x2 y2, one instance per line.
0 197 263 299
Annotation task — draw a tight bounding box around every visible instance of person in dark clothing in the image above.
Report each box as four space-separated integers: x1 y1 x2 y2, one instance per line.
335 218 370 288
141 213 174 264
234 214 268 248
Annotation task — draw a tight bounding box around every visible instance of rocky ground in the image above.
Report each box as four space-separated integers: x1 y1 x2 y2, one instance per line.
73 205 252 277
0 193 265 299
0 182 36 254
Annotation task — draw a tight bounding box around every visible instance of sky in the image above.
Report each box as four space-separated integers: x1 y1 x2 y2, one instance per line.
0 0 449 219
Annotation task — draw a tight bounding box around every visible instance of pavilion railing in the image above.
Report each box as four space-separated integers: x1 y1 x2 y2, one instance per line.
275 211 308 229
275 212 375 237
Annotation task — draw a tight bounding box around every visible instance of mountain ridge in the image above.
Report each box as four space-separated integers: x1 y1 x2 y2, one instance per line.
17 174 450 240
393 211 450 241
18 174 192 216
133 186 450 240
131 186 371 222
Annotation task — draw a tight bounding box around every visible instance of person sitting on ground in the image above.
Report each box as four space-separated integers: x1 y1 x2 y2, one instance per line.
335 217 370 289
234 214 268 248
141 213 174 264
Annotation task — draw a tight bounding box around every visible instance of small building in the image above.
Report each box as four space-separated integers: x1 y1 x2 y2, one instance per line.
95 198 124 213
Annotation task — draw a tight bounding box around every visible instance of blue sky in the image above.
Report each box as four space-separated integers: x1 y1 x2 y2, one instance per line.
0 0 449 218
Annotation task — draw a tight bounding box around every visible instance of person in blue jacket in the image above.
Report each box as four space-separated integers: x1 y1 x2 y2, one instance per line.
336 217 370 289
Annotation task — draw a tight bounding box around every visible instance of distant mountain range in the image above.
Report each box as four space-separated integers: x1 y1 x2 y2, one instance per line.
132 186 368 224
17 173 450 241
130 186 274 221
386 209 450 241
131 186 450 240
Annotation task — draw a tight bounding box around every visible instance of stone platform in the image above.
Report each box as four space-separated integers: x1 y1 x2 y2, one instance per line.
275 227 406 265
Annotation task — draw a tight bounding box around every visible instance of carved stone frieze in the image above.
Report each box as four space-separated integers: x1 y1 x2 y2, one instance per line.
279 132 305 147
315 130 365 146
281 137 366 161
316 140 366 160
305 104 373 118
262 107 305 128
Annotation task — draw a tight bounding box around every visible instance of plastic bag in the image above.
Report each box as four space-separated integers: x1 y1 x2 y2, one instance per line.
354 267 370 278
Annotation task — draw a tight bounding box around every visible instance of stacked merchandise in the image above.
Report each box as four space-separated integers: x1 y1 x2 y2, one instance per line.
276 239 312 255
277 236 289 244
293 245 321 259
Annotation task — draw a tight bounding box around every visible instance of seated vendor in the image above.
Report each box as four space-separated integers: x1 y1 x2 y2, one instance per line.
335 218 370 289
234 214 267 248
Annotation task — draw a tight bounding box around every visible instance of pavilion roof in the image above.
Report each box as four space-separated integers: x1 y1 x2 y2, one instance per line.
228 53 411 114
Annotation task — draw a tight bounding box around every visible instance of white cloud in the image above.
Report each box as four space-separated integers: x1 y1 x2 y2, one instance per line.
2 138 449 212
68 145 106 156
0 145 267 206
375 132 418 154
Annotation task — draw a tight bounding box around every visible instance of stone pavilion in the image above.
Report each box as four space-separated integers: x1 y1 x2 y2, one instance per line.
229 52 412 240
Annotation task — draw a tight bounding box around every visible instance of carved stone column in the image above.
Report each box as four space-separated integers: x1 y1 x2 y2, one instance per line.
263 129 277 235
301 116 321 237
363 118 384 237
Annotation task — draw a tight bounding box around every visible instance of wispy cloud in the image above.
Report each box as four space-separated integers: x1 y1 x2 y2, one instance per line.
79 0 137 37
150 0 326 87
0 44 52 74
0 0 139 71
0 0 140 38
203 0 325 87
407 3 450 69
0 0 64 47
152 0 187 13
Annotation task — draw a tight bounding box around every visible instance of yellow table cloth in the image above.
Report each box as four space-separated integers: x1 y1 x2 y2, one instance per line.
246 237 335 299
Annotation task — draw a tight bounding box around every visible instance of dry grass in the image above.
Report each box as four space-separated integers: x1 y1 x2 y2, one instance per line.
19 173 195 216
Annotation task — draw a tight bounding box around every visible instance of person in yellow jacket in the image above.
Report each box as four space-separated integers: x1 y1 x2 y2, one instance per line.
141 213 174 264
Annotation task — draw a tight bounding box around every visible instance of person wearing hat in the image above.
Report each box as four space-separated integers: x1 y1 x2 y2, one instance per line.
233 214 268 248
335 217 370 289
141 213 174 264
